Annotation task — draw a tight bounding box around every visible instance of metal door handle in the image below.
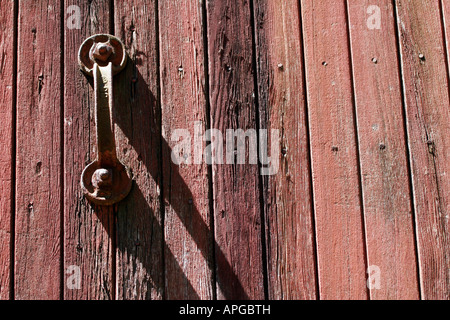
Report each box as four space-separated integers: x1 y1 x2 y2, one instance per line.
78 34 132 205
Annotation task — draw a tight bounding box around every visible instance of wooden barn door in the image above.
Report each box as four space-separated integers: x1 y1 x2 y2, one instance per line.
0 0 449 300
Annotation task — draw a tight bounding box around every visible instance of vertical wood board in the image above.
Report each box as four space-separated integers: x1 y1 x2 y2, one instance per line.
253 0 318 300
114 0 164 300
15 0 62 300
0 0 15 300
206 0 265 299
300 0 368 299
347 0 420 300
159 0 214 300
395 0 450 299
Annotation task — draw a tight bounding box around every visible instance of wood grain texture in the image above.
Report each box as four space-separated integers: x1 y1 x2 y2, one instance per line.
206 0 265 299
253 0 318 300
0 0 14 300
159 0 214 299
300 0 368 299
114 0 164 300
15 0 62 299
63 0 115 300
395 0 450 300
3 0 448 301
347 0 420 300
444 0 450 68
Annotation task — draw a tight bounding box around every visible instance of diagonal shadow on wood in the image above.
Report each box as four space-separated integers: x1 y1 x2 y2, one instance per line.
94 57 250 299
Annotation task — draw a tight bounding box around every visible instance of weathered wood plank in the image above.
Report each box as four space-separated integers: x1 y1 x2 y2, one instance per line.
15 0 62 299
159 0 214 299
444 0 450 67
253 0 317 300
300 0 368 299
347 0 420 300
63 0 115 299
114 0 164 300
395 0 450 300
206 0 265 299
0 0 15 300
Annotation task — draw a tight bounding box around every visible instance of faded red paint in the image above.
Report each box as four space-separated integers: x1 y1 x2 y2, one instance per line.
0 0 448 301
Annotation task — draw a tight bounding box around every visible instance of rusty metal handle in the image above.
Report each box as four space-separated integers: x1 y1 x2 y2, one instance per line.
78 34 132 205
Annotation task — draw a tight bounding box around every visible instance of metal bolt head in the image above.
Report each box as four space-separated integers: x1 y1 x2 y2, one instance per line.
92 42 114 62
92 168 113 188
79 34 127 76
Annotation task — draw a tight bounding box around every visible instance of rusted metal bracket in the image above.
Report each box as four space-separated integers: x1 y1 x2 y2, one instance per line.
78 34 132 206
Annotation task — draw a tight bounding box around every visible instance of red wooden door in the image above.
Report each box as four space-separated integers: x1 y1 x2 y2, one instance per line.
0 0 449 300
